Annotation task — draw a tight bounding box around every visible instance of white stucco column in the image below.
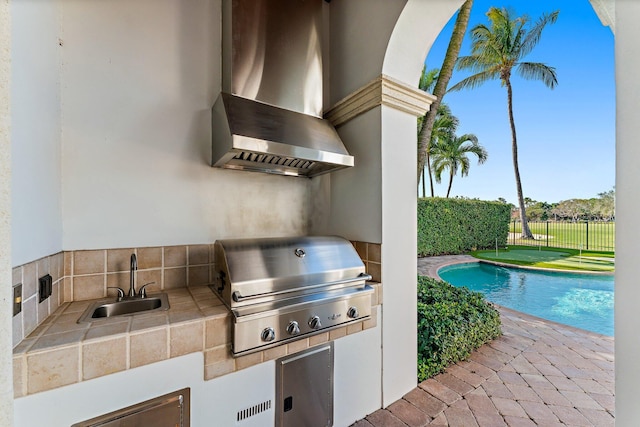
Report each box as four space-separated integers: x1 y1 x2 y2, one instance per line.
324 74 434 405
614 0 639 424
379 105 419 406
325 0 461 408
0 0 14 425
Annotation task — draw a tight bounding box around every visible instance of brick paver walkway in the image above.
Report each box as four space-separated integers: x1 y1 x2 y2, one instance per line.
351 256 615 426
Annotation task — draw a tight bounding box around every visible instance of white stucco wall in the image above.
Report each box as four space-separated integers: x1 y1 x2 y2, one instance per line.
15 352 275 427
319 109 382 243
614 1 638 424
0 1 13 424
59 0 311 251
328 0 406 106
13 325 381 427
383 0 461 85
10 0 313 263
11 0 62 266
380 106 419 405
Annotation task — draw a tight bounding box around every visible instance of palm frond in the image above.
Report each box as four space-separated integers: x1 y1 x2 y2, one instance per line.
457 134 479 145
511 20 528 58
516 62 557 89
419 66 440 92
463 142 489 164
469 24 491 51
447 70 500 92
432 159 445 183
455 55 491 74
459 156 471 176
520 10 559 58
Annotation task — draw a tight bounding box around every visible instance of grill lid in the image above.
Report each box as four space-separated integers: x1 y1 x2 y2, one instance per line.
214 236 368 307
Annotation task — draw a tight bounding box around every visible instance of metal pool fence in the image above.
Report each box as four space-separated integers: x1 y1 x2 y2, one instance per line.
508 220 615 252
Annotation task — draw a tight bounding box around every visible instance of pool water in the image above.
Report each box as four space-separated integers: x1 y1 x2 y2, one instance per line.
438 262 614 336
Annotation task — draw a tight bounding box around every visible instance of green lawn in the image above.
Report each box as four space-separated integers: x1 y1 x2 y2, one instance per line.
509 221 615 252
472 245 615 272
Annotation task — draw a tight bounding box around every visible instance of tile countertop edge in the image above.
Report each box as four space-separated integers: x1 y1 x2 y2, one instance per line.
13 283 382 398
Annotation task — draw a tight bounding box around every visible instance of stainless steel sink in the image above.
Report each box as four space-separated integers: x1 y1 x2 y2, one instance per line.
77 293 170 323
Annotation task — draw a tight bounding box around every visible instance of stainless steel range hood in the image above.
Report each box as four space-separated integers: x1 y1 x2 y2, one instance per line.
211 0 354 178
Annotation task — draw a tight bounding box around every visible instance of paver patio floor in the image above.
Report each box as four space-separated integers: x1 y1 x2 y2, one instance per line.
351 256 614 426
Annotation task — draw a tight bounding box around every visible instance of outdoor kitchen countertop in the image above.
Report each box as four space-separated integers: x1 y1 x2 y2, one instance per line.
12 282 382 398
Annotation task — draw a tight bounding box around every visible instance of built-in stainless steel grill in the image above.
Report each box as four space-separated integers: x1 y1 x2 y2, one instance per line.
212 236 373 356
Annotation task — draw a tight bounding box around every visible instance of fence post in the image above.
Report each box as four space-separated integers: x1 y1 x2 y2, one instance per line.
585 221 589 250
546 221 549 247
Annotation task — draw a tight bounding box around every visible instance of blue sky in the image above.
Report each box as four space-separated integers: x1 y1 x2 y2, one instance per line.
424 0 615 205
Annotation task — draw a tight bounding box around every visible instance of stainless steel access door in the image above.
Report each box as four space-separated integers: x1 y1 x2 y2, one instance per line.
71 388 190 427
276 343 334 427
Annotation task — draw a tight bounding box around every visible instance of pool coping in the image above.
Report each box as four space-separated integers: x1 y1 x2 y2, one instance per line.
476 258 615 276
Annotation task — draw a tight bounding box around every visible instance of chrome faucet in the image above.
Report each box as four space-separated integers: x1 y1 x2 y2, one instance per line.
107 253 154 301
129 253 138 297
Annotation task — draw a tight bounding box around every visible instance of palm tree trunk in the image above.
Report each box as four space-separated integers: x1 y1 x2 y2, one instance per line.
427 152 435 197
417 0 474 192
505 79 534 239
446 170 454 198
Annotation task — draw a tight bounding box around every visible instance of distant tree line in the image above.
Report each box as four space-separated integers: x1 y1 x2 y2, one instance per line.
503 188 615 222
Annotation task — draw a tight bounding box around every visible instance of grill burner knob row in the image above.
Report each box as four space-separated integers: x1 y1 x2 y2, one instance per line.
308 315 322 330
347 306 359 319
286 321 300 335
261 327 275 342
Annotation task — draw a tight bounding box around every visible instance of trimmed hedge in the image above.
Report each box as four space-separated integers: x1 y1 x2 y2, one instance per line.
417 276 501 381
418 198 511 257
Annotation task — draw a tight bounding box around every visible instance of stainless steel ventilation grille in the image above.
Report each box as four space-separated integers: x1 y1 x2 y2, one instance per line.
237 400 272 422
228 151 316 176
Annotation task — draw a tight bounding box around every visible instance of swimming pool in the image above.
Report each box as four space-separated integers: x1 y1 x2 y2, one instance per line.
438 262 614 336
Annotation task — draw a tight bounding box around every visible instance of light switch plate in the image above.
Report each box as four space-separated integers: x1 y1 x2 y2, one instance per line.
39 274 52 303
13 284 22 316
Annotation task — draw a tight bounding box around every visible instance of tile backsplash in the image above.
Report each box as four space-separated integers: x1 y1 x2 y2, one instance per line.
12 253 64 348
13 244 216 348
13 241 382 349
352 241 382 282
65 245 214 302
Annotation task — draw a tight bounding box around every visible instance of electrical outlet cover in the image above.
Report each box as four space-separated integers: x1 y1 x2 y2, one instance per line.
13 284 22 316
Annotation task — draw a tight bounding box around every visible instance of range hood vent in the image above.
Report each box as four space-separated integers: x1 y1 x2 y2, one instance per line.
211 93 353 178
210 0 354 178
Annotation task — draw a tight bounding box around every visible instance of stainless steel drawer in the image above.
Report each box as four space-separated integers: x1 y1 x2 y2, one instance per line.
71 388 190 427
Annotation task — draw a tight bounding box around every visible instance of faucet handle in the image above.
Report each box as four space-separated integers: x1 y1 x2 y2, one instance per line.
138 282 155 298
107 287 125 301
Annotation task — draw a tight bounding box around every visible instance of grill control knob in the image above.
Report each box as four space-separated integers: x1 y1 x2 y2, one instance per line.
286 321 300 335
308 315 322 330
261 327 275 342
347 306 359 319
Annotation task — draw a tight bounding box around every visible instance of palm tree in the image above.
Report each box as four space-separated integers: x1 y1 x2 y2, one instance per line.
430 133 488 198
418 67 460 197
417 0 474 185
449 7 558 239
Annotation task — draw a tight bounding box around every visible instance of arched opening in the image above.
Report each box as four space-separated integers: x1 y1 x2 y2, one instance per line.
420 1 614 205
376 0 624 420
